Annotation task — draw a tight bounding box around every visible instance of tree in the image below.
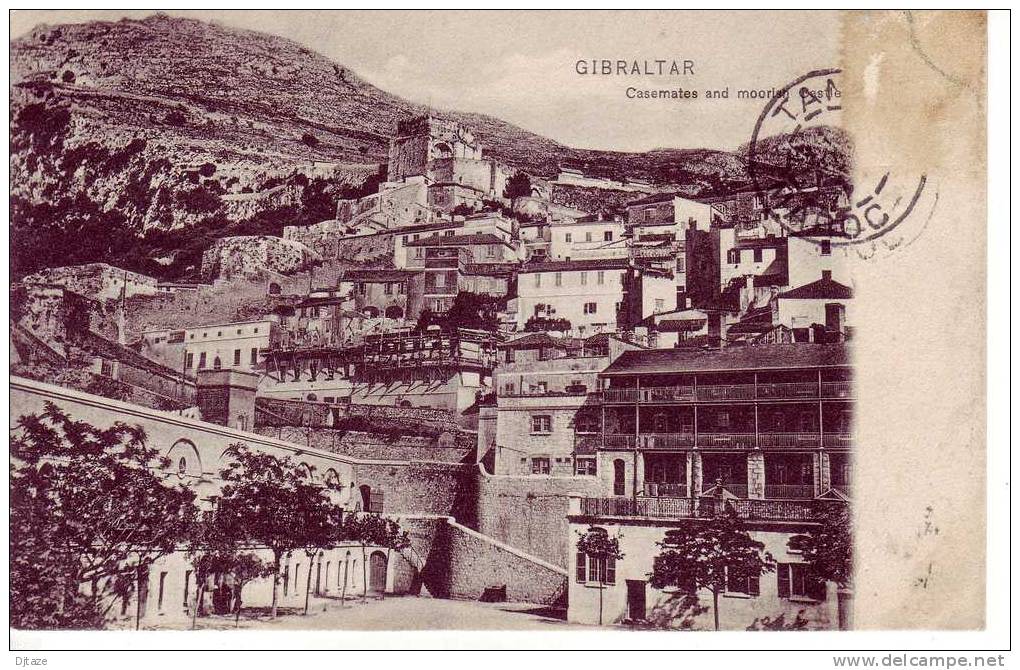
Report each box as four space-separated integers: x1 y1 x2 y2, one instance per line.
10 403 198 629
649 504 775 630
503 171 532 210
379 518 411 600
348 513 390 601
443 291 503 332
229 553 272 626
292 468 335 616
214 444 333 618
524 315 572 333
576 526 625 625
788 502 852 629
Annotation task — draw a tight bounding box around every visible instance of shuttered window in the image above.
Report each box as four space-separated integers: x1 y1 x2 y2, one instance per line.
777 563 826 601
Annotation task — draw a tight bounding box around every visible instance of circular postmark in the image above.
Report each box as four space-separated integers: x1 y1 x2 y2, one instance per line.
747 68 933 254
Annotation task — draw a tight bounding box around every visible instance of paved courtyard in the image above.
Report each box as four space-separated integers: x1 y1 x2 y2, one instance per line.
158 595 585 631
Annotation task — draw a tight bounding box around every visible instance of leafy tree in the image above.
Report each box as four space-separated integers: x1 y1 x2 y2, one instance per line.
443 291 503 332
379 518 411 600
524 316 572 333
789 502 852 629
214 444 334 618
10 403 198 630
292 467 335 616
648 505 775 630
576 526 625 625
228 553 272 626
503 171 532 209
347 513 390 601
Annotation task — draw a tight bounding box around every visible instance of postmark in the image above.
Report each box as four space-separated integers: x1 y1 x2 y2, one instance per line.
746 68 935 255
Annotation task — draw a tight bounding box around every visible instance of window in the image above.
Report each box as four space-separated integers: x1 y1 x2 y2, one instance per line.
385 283 393 295
584 302 598 314
535 273 542 288
613 459 626 496
597 271 605 285
655 298 665 312
585 231 593 242
185 352 194 369
434 273 446 288
531 415 552 433
189 334 195 340
236 329 242 335
677 255 686 272
198 352 207 369
576 552 616 585
555 272 562 287
531 457 550 475
157 571 168 611
254 328 259 334
753 248 763 262
217 331 222 337
486 244 497 257
250 348 258 365
727 249 741 264
777 563 826 600
565 233 572 243
575 458 597 476
604 231 613 242
718 411 731 429
213 356 222 370
820 239 832 256
580 272 588 286
233 349 241 366
725 566 760 596
444 230 454 237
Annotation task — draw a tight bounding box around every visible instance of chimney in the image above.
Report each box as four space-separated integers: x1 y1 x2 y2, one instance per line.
822 270 832 281
196 369 259 430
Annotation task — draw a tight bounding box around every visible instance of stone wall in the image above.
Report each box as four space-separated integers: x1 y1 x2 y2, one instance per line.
416 517 567 605
255 426 475 464
472 469 604 569
200 235 321 281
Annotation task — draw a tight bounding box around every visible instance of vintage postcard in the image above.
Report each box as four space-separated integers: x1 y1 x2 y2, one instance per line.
8 8 993 653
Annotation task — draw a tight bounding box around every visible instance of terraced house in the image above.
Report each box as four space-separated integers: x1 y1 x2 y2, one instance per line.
567 342 852 628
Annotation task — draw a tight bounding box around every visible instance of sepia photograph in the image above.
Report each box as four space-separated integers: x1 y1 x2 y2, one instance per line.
6 7 1004 661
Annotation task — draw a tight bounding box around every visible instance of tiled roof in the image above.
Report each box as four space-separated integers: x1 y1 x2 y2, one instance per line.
601 342 851 375
778 277 853 300
626 192 680 207
498 333 581 350
735 236 788 250
81 331 183 379
405 233 506 247
518 258 629 273
462 262 518 276
342 269 420 282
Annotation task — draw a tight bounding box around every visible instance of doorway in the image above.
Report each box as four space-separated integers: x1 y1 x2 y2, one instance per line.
369 551 388 593
626 579 646 621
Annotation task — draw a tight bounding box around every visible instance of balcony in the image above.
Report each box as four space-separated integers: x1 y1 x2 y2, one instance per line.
822 433 853 447
577 496 826 522
604 434 636 449
758 432 822 449
696 432 756 448
642 482 689 497
696 384 756 401
755 382 819 399
639 432 695 449
600 381 854 404
764 484 816 499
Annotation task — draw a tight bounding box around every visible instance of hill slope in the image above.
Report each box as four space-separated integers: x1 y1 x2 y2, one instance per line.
9 14 842 280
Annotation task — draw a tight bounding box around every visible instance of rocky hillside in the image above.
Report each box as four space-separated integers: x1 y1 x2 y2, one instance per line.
9 14 844 281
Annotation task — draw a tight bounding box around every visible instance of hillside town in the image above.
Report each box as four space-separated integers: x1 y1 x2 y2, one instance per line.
11 113 855 631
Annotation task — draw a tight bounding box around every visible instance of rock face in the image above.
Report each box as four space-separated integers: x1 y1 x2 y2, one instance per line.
9 13 845 280
199 235 321 280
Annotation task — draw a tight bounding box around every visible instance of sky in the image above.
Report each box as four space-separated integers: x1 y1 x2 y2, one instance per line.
11 10 841 152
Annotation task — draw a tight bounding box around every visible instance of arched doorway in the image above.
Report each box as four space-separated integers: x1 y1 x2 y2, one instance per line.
368 551 388 593
613 459 626 496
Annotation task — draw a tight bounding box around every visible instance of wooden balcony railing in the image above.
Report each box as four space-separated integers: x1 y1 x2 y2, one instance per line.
823 433 853 447
696 384 756 401
696 432 756 448
764 484 816 499
639 432 695 449
600 381 854 403
604 434 636 449
578 496 825 521
642 482 689 497
756 382 820 399
758 432 822 448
